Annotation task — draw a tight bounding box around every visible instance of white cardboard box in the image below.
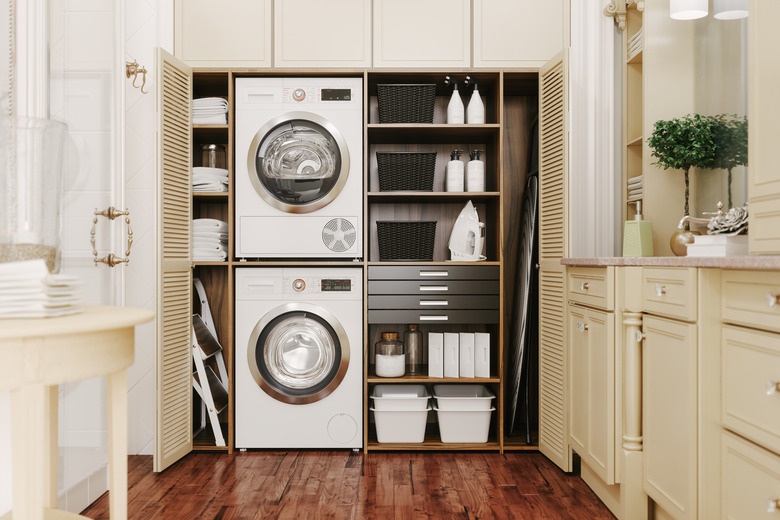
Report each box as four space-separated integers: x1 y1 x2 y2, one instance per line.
459 332 475 378
686 234 748 257
428 332 444 378
474 332 490 378
444 332 459 378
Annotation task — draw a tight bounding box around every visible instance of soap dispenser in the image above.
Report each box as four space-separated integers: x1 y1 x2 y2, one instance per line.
445 149 465 192
466 149 485 192
444 76 464 124
622 200 654 257
464 76 485 124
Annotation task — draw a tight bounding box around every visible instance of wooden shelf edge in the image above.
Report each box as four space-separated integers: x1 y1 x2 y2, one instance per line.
367 376 500 383
193 192 229 198
626 135 643 147
193 124 229 130
366 261 500 266
366 441 501 451
367 123 501 130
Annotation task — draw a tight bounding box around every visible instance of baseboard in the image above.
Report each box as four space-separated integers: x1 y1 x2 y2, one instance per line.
581 460 622 519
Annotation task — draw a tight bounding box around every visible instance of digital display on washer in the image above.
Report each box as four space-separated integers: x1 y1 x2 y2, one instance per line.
321 89 351 101
321 279 352 292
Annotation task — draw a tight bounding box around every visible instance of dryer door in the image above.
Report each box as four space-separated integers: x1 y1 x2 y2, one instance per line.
248 302 350 404
247 111 349 214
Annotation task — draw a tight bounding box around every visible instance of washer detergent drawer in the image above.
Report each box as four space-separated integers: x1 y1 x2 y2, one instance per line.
368 265 499 324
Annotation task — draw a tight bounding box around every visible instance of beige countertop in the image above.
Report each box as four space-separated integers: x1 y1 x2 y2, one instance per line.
562 255 780 269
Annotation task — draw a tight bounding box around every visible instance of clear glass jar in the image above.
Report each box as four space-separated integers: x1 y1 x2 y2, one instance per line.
0 117 68 273
403 324 424 375
374 332 405 377
201 144 226 169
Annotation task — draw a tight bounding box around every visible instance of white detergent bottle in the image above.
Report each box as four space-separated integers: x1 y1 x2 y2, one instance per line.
465 76 485 124
445 76 464 124
466 149 485 192
445 149 465 192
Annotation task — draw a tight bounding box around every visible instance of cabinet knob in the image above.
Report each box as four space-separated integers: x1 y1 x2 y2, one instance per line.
766 380 780 396
576 321 589 332
579 282 589 291
767 497 780 513
634 330 646 343
767 293 780 308
655 284 666 297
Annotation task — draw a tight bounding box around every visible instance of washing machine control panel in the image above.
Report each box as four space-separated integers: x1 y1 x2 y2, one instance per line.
283 87 355 104
284 277 355 294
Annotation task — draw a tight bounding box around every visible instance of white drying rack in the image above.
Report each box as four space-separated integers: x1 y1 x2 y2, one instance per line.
192 278 228 446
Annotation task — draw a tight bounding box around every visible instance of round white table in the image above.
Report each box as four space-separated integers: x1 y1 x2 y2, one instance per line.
0 306 154 520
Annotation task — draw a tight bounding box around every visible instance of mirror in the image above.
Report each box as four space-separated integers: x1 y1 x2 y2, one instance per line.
693 11 748 212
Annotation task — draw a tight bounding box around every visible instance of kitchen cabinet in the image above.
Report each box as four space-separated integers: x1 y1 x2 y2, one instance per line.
274 0 371 68
173 0 272 68
472 0 566 68
372 0 470 68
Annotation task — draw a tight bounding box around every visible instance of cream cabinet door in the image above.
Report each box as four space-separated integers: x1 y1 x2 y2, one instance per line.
174 0 272 68
643 315 697 520
473 0 565 68
568 305 615 485
274 0 371 68
372 0 470 68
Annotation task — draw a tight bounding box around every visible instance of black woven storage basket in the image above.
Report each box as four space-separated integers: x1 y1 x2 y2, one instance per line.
376 221 437 262
376 152 437 191
376 84 436 124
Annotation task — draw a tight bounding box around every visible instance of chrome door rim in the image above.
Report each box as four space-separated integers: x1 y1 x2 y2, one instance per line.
246 111 350 214
247 302 350 404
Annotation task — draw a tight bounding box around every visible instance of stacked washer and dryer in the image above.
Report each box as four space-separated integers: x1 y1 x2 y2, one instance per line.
234 77 363 449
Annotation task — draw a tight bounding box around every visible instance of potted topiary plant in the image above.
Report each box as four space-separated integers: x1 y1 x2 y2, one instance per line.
709 114 748 209
648 113 718 255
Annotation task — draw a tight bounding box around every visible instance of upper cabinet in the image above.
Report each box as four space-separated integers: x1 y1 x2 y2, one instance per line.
174 0 272 68
372 0 470 68
473 0 566 68
274 0 372 68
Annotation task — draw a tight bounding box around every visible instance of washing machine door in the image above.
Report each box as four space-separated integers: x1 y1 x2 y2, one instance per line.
248 302 350 404
247 111 349 214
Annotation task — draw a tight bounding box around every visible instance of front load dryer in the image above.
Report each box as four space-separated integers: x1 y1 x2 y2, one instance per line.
235 267 363 448
235 77 363 259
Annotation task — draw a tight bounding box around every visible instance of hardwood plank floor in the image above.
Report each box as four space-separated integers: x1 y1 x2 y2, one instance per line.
82 452 615 520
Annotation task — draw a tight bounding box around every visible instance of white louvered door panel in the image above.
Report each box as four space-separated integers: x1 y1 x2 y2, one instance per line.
154 48 193 473
538 50 570 472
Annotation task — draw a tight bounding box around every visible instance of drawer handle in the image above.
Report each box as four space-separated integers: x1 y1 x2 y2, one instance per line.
767 497 780 513
767 293 780 308
420 285 448 292
579 282 589 291
766 380 780 396
576 321 589 332
655 284 666 297
420 300 448 306
634 330 646 343
420 315 448 321
420 270 448 277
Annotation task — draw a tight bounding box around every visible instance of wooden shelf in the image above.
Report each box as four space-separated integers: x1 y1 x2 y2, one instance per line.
192 261 229 266
193 124 229 130
366 431 501 451
368 191 500 203
193 424 229 451
366 260 501 266
193 192 229 198
627 135 643 147
367 375 501 384
627 49 643 64
367 123 500 145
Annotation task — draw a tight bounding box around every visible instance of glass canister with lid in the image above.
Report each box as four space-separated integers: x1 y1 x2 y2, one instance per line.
374 332 405 377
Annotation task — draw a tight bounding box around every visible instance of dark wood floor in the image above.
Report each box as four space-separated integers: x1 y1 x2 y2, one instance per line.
82 451 615 519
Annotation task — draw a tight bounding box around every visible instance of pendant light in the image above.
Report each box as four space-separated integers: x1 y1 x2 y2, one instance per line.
670 0 708 20
713 0 748 20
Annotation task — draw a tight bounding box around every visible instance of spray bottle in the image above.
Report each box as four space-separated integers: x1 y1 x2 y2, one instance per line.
466 149 485 192
444 76 464 124
445 149 465 192
465 76 485 124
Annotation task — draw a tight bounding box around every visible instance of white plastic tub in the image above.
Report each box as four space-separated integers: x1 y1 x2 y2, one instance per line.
372 384 430 410
434 406 494 443
433 384 495 410
372 407 430 443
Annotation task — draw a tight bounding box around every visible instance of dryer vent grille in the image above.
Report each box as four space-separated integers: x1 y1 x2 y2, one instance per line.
322 218 356 252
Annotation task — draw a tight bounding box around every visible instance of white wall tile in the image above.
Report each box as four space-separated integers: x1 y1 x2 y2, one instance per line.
64 12 114 71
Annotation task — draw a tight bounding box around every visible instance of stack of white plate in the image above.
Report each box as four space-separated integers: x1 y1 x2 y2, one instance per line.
0 259 83 318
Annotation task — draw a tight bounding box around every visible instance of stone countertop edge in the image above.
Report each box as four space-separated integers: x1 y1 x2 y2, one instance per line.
561 256 780 269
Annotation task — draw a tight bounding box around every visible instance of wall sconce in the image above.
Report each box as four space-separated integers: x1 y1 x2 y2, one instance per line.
670 0 708 20
713 0 748 20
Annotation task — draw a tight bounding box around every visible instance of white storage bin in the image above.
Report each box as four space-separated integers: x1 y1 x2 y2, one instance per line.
433 384 495 410
372 384 430 410
372 407 430 443
434 406 494 443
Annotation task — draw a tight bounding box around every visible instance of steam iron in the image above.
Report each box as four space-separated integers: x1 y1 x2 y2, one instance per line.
448 200 486 261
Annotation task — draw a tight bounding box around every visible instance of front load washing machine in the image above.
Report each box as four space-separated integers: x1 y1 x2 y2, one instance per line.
235 77 363 258
235 267 362 448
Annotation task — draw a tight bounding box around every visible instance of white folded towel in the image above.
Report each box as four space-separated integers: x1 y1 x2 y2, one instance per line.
627 175 643 185
193 97 228 109
193 237 226 247
193 219 228 232
193 114 227 125
193 183 228 193
193 231 229 240
193 167 228 178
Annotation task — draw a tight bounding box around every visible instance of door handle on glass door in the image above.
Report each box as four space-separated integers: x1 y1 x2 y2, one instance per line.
91 206 133 267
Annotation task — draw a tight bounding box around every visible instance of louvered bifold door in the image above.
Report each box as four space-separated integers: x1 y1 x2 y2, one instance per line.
538 50 571 472
154 48 193 473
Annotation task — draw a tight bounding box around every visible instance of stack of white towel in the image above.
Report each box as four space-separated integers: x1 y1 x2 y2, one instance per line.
627 174 643 201
193 167 229 193
193 97 228 125
0 259 83 318
627 27 643 61
193 218 228 262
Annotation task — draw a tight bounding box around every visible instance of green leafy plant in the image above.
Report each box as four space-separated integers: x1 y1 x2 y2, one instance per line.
709 114 748 209
647 114 718 229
